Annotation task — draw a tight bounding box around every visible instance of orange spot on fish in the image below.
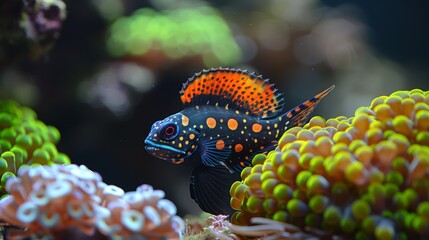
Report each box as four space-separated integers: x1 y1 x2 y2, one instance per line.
295 107 301 112
252 123 262 133
206 117 217 129
227 119 238 130
172 159 184 164
189 133 195 140
240 161 245 166
287 112 292 118
234 144 243 152
216 140 225 150
182 115 189 126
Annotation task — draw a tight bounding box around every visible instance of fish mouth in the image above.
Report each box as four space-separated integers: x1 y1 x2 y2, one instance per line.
144 139 187 155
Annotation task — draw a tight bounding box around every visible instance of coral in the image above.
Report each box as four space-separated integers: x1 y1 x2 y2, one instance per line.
0 0 66 66
0 164 185 239
183 214 317 240
0 164 104 238
106 7 241 66
183 214 238 240
183 212 213 236
0 101 184 239
20 0 67 41
96 184 185 239
226 217 318 240
230 89 429 239
0 100 70 197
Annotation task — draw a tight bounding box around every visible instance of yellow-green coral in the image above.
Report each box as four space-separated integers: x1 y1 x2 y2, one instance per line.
106 7 241 66
230 89 429 239
0 101 70 196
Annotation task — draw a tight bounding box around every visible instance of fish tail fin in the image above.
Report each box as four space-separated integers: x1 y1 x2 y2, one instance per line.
281 85 335 129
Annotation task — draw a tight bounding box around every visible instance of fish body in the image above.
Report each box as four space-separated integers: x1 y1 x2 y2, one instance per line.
145 106 285 170
144 68 334 214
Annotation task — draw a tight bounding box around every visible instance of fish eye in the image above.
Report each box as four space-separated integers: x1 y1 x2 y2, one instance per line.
160 122 179 140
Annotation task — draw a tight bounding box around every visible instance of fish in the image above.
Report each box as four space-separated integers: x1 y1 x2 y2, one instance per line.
144 67 334 215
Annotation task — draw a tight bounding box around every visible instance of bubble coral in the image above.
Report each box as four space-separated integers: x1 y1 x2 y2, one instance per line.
0 164 185 239
0 164 105 238
230 89 429 239
0 100 70 197
96 184 185 239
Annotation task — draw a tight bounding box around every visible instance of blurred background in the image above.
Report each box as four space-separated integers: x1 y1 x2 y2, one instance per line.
0 0 428 216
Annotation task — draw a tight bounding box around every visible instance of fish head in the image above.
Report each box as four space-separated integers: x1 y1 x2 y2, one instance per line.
144 114 199 164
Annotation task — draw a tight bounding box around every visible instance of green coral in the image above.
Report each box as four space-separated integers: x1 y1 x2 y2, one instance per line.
106 7 241 66
230 89 429 239
0 100 184 239
0 100 70 196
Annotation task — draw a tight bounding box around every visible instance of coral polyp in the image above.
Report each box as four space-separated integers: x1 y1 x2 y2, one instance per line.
230 89 429 239
0 100 70 197
0 101 185 239
0 164 104 238
0 164 185 239
97 184 185 239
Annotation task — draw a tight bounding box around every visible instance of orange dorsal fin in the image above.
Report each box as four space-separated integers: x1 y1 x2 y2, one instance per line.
285 85 335 127
180 68 285 118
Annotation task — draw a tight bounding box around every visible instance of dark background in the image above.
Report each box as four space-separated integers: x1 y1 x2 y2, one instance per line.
2 0 428 216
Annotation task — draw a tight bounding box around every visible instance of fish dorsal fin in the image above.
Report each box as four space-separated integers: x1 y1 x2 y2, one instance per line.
180 67 285 119
285 85 335 127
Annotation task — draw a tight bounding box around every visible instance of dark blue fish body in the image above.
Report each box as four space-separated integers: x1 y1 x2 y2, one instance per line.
144 68 334 215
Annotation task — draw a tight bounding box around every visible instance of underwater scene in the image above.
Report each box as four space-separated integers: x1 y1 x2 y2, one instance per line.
1 0 429 239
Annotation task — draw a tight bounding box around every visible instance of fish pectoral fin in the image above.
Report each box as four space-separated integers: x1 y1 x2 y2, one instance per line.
264 141 278 153
190 165 240 216
220 161 234 173
229 141 278 172
199 137 232 167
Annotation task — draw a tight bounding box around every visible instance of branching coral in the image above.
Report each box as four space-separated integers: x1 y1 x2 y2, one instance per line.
0 164 185 239
230 89 429 239
0 100 70 197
